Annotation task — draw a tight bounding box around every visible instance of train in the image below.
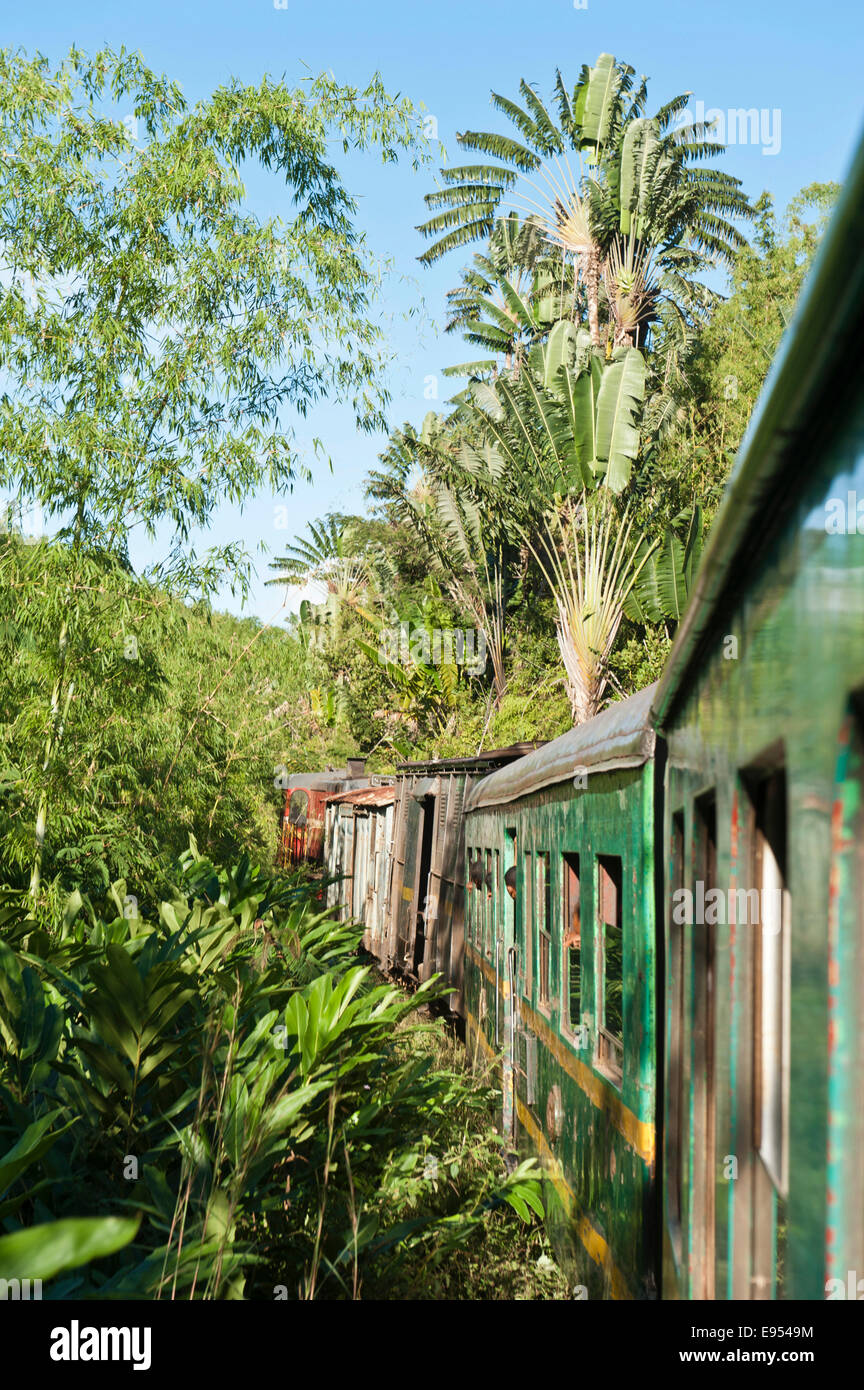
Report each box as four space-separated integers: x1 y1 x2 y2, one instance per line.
277 758 372 865
279 135 864 1300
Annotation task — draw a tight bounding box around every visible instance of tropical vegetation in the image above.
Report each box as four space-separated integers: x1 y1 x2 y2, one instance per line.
0 43 839 1300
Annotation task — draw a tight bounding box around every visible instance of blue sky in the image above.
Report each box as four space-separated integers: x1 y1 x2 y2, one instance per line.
7 0 863 621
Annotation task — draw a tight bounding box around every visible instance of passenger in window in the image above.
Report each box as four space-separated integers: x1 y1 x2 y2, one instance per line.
484 868 494 898
504 866 517 900
564 892 580 949
468 859 485 892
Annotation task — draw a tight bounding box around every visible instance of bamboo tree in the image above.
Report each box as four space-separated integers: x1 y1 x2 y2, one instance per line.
0 46 424 898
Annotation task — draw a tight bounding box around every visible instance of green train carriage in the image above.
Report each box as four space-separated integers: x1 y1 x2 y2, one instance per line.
652 133 864 1300
310 133 864 1303
462 685 661 1299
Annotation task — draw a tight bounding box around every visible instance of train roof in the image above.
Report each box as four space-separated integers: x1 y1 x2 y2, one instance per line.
326 785 396 807
653 130 864 727
464 683 657 811
284 772 369 791
395 742 545 774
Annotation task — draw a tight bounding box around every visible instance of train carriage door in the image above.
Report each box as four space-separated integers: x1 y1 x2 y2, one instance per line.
444 776 467 1011
411 784 438 979
351 810 368 927
502 829 518 1142
386 781 410 969
420 777 450 984
828 703 864 1293
338 803 356 922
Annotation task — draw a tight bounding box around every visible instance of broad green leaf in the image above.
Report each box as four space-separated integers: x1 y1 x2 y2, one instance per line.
594 348 646 491
0 1217 140 1283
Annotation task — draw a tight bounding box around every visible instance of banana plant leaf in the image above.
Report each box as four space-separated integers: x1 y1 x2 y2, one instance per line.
625 506 704 621
593 347 646 491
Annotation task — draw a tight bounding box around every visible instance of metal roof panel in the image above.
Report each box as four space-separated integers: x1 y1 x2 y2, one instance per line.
464 684 658 811
326 786 396 807
395 741 545 774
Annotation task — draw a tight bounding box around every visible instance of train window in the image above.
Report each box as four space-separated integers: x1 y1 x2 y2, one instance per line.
288 789 309 826
597 855 623 1081
536 852 552 1010
744 763 790 1299
563 854 581 1035
485 849 493 956
693 792 717 1300
465 850 472 942
522 850 533 998
468 849 483 943
667 811 686 1255
752 772 790 1195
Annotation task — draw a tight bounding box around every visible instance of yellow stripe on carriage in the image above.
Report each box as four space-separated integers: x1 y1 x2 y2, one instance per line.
464 941 655 1167
464 1006 631 1301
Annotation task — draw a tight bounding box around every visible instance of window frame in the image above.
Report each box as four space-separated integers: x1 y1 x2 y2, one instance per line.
666 810 687 1257
562 852 582 1042
535 851 552 1015
595 853 624 1084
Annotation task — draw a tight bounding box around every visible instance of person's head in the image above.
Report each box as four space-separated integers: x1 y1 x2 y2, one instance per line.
504 865 517 900
469 858 484 890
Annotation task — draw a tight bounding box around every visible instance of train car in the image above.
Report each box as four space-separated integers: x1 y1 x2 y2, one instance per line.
278 758 369 866
651 137 864 1300
383 744 541 1014
462 686 661 1299
324 784 396 960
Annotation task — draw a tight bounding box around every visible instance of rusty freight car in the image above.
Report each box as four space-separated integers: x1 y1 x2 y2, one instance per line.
324 784 396 961
368 745 542 1015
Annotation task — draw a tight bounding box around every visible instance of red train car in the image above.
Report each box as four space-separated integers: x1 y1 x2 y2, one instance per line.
279 760 369 867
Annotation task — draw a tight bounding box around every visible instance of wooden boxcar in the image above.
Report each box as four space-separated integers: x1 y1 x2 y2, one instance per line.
652 136 864 1300
462 686 661 1299
324 784 396 961
378 745 541 1013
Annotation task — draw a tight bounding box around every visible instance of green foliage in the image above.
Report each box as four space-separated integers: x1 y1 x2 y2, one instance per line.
0 43 428 899
0 42 838 1304
0 1217 139 1284
418 52 753 352
0 848 555 1300
637 184 839 531
0 46 426 581
0 534 313 899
